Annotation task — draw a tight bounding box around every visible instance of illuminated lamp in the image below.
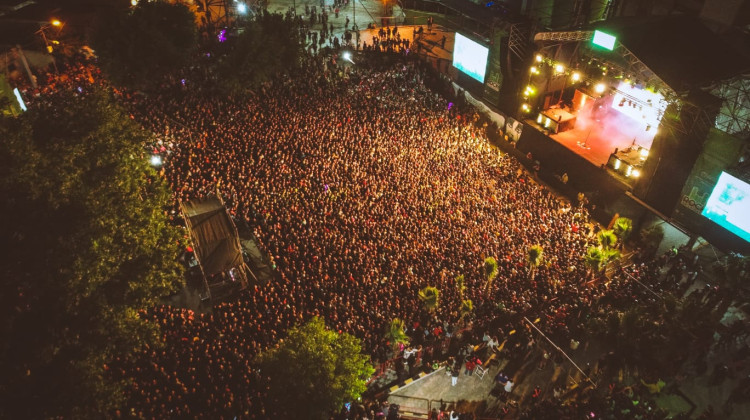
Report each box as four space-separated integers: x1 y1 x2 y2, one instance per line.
632 169 641 177
639 148 649 158
536 54 543 62
613 159 621 170
555 64 564 74
571 72 581 82
594 83 606 94
131 0 138 5
530 66 538 74
626 165 633 177
150 155 163 167
51 19 61 26
537 114 542 123
525 85 535 94
522 103 530 112
237 3 247 14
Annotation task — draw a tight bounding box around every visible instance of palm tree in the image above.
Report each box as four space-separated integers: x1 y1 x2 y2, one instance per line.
612 217 633 244
483 257 498 298
385 318 410 350
527 245 543 280
584 246 605 277
455 274 466 300
418 286 440 312
598 229 618 250
460 299 474 321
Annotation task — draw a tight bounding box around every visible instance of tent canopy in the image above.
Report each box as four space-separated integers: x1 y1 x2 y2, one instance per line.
181 197 244 276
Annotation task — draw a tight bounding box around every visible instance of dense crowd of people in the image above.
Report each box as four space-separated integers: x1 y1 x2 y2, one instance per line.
17 35 748 418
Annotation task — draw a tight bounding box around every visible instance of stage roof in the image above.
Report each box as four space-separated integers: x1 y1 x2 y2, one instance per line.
593 16 750 91
181 197 244 277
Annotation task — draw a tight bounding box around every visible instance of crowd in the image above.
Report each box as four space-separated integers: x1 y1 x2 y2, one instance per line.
20 38 747 418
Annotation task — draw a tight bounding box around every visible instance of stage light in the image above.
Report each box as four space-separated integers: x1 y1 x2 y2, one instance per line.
131 0 138 5
530 66 538 74
626 165 633 177
525 85 535 94
150 155 163 167
555 64 564 74
536 54 543 62
343 51 351 61
237 3 247 14
639 148 649 158
632 169 641 177
571 72 581 82
594 83 606 94
613 159 621 170
537 114 542 123
522 103 530 112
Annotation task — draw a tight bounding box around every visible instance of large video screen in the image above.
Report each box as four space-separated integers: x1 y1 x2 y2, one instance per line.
453 33 489 83
702 172 750 242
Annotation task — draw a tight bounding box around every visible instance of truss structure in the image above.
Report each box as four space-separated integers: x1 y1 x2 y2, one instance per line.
708 74 750 138
508 23 530 62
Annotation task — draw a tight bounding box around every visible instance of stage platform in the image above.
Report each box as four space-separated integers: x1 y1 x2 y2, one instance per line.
526 119 646 168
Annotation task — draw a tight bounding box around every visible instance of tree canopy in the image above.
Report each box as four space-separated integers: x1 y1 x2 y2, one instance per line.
256 317 374 419
92 0 198 88
216 11 304 92
418 286 440 312
0 88 184 417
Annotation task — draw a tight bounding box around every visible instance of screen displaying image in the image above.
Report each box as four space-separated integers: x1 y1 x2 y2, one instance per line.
702 172 750 243
453 33 489 83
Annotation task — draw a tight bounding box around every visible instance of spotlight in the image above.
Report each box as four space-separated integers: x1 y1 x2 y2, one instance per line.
594 83 606 94
522 103 530 112
555 64 564 74
237 3 247 14
150 155 163 167
632 169 641 178
571 72 581 82
530 66 537 74
51 19 61 26
536 54 543 62
639 148 649 158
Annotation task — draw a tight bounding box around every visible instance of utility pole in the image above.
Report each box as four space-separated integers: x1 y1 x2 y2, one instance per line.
15 45 37 89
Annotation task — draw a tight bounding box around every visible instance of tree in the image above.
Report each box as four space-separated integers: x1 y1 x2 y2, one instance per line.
216 11 304 92
612 217 633 243
385 318 410 350
527 245 544 280
483 256 498 297
257 317 374 419
584 246 605 276
92 1 198 88
418 286 440 312
460 299 474 321
0 88 184 417
455 274 466 299
597 229 618 250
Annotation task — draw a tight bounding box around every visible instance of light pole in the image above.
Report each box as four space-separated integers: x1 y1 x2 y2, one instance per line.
36 19 62 74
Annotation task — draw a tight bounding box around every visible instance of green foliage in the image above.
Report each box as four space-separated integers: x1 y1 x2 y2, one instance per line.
0 88 184 417
613 217 633 241
418 286 440 312
597 229 618 250
484 257 498 280
527 245 543 267
92 1 198 88
385 318 410 349
460 299 474 320
256 317 374 419
484 256 499 297
216 12 304 92
585 246 606 273
455 274 466 299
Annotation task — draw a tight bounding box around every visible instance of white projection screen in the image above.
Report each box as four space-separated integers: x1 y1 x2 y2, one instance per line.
702 172 750 243
453 33 489 83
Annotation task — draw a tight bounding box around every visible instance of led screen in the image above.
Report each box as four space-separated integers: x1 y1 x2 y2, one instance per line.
702 172 750 242
453 33 489 83
592 30 616 50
